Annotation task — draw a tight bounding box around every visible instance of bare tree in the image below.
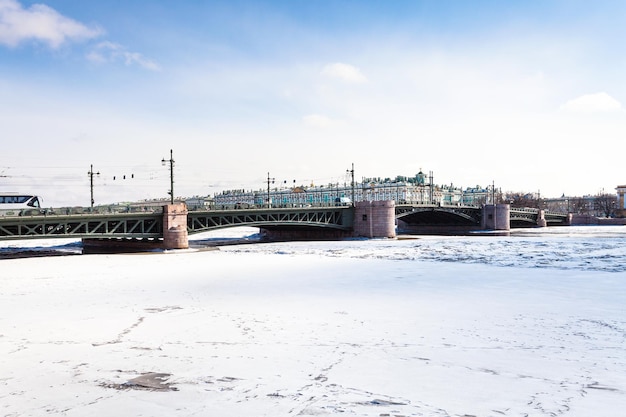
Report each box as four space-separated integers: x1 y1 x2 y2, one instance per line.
504 192 540 208
594 193 617 218
568 197 590 214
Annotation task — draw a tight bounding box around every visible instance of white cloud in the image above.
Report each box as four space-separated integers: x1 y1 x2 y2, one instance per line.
321 62 367 83
560 92 623 113
0 1 158 71
0 0 102 48
86 41 161 71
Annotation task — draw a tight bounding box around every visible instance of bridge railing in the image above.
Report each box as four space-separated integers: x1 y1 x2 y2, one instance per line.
510 207 542 214
14 205 166 217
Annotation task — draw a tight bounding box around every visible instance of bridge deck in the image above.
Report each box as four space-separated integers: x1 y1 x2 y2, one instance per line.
188 207 353 234
395 204 569 226
0 206 354 240
0 213 163 240
0 204 569 241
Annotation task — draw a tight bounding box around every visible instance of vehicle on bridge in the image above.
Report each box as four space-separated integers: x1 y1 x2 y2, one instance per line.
334 197 352 206
0 193 44 216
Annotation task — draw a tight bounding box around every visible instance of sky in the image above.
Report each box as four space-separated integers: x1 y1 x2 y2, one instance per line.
1 0 626 207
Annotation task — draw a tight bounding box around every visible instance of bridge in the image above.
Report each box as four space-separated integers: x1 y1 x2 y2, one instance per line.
0 205 354 241
396 204 569 230
188 206 353 234
0 202 570 249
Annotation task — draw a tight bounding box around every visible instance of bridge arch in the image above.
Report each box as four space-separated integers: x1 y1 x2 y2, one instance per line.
396 206 481 226
509 217 539 228
187 207 353 235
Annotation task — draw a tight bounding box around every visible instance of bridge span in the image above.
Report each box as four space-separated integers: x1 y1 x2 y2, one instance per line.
0 205 356 247
0 202 570 250
396 204 569 233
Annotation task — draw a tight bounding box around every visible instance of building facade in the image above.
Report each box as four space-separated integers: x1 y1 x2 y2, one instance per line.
213 172 495 208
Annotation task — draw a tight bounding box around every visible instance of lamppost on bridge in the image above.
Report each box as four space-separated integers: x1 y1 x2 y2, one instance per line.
88 164 100 210
346 163 355 205
428 171 434 204
162 149 175 205
282 179 296 206
267 172 275 208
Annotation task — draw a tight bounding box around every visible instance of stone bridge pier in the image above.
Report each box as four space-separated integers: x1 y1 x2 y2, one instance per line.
536 209 547 227
163 203 189 249
481 204 511 232
353 200 396 238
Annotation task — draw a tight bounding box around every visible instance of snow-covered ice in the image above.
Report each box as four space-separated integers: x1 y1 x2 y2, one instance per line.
1 226 625 416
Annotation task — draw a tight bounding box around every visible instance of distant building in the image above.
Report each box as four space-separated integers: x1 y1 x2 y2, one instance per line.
212 171 495 208
185 196 213 210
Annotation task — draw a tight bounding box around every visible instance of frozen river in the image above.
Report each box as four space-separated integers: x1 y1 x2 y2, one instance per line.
1 226 625 416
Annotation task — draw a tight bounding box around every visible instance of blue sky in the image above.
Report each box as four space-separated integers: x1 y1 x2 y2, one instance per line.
1 0 625 206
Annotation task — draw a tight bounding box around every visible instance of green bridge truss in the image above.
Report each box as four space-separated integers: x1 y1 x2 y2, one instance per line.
395 204 568 226
187 207 353 233
0 207 353 240
0 213 163 240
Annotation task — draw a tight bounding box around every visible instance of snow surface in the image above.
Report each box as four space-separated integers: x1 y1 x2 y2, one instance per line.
1 226 625 416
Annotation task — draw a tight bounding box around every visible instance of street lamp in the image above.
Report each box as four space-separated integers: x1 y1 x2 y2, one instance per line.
283 179 296 206
87 164 100 210
429 171 434 204
266 172 275 208
162 149 175 205
346 163 355 205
